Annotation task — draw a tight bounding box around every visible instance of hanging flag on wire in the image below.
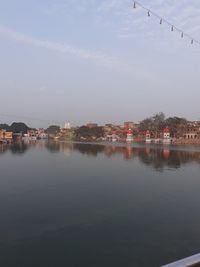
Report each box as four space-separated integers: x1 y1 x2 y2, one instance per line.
132 1 200 46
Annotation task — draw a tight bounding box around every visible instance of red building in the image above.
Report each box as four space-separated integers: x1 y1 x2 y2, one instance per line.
124 122 134 130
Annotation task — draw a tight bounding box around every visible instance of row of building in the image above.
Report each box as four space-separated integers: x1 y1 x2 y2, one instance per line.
74 121 200 144
0 129 48 144
1 120 200 145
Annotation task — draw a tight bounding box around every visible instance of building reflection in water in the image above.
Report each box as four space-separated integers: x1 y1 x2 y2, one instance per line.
123 146 134 160
1 141 200 171
111 145 116 153
163 148 170 159
60 142 74 156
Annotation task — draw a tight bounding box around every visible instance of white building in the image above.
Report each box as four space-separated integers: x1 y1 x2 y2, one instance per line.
64 122 71 129
126 129 134 142
163 127 171 144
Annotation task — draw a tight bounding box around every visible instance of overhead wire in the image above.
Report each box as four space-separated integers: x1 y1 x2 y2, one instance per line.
132 1 200 46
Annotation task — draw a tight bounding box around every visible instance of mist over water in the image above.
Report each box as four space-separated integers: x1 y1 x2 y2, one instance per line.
0 141 200 267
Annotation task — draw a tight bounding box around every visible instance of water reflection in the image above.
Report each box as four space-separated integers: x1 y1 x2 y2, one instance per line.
1 141 200 267
1 141 200 171
0 142 29 155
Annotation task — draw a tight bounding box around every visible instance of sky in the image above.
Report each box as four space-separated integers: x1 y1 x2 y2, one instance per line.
0 0 200 127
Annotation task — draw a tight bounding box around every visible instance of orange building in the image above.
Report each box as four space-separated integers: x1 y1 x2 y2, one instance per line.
0 130 13 141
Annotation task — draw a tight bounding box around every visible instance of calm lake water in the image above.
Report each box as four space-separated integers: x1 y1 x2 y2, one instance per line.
0 141 200 267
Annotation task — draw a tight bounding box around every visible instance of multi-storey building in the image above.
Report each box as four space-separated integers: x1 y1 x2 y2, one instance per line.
0 130 13 143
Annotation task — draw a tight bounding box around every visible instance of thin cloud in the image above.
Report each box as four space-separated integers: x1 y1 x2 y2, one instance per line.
0 24 161 82
42 0 200 41
0 25 132 74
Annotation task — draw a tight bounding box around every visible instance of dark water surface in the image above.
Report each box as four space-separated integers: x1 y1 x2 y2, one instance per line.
0 141 200 267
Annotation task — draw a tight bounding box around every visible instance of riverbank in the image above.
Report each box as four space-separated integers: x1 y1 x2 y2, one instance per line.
173 138 200 145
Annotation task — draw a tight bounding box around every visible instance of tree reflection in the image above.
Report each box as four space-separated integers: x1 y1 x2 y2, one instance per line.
10 143 29 155
71 143 200 171
0 144 10 155
73 144 104 157
45 141 60 153
1 141 200 171
43 142 200 170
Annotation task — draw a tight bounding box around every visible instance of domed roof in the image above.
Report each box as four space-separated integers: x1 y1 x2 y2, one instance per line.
163 127 170 133
127 129 133 134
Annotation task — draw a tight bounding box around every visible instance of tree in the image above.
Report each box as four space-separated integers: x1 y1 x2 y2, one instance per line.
0 122 31 134
45 125 60 135
0 124 10 131
75 126 104 139
164 117 188 137
152 112 165 137
138 117 153 132
139 112 165 136
138 113 188 138
10 122 30 134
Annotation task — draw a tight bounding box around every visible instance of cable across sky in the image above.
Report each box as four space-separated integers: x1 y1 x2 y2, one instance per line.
132 1 200 46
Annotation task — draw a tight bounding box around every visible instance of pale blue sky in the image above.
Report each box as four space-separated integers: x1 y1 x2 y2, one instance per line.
0 0 200 127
